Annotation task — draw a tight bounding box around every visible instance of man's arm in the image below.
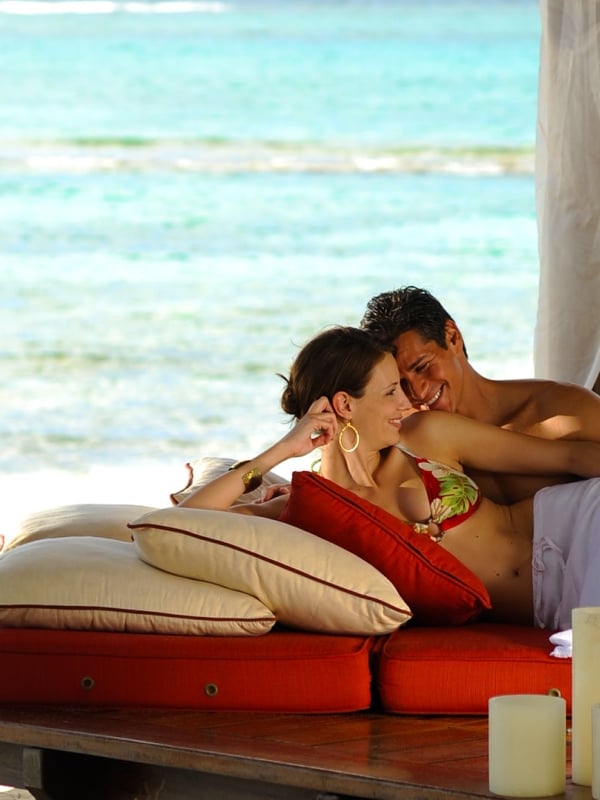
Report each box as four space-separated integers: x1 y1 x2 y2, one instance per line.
534 382 600 441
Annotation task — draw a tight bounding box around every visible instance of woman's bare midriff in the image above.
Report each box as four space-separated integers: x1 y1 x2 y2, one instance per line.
439 497 535 625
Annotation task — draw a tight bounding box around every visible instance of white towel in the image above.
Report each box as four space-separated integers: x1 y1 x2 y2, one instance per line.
532 478 600 630
549 628 572 659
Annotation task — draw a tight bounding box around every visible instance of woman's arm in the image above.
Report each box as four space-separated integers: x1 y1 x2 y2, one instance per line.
401 410 600 478
178 398 336 512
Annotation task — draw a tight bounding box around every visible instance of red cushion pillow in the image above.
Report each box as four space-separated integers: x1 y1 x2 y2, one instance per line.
0 628 375 712
377 624 571 715
279 471 491 626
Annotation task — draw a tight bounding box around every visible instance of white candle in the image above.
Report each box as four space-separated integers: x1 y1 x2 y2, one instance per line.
488 694 566 797
572 607 600 786
592 704 600 800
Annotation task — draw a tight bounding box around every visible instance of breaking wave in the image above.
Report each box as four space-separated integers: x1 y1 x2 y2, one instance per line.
0 138 535 176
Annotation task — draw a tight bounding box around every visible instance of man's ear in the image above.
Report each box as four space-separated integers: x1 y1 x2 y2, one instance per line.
445 320 465 355
331 391 353 418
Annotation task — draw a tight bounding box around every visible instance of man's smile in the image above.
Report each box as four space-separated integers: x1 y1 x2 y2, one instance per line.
422 385 443 408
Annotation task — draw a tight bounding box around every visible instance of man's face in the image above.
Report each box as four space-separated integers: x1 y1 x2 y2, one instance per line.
392 323 465 413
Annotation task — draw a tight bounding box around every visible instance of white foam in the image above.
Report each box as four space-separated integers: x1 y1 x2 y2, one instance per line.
0 0 226 14
0 142 535 177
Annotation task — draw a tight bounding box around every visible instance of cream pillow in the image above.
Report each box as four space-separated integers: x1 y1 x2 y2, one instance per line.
170 456 286 505
129 507 412 635
0 537 275 636
4 503 156 552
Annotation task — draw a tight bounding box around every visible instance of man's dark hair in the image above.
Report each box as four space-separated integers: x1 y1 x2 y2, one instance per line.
360 286 468 358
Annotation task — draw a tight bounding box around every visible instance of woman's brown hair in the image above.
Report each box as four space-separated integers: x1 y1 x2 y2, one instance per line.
281 326 393 419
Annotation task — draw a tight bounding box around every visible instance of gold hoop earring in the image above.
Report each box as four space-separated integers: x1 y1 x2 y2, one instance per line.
338 420 360 453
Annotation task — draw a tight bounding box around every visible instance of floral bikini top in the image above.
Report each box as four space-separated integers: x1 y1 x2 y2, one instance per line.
397 446 482 542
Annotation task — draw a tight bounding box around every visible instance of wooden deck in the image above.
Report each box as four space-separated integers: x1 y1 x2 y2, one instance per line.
0 707 591 800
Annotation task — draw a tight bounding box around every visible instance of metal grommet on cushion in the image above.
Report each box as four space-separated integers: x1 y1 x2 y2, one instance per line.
81 676 95 691
204 683 219 697
547 688 562 697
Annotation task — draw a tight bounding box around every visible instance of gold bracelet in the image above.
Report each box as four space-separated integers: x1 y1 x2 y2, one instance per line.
229 460 263 493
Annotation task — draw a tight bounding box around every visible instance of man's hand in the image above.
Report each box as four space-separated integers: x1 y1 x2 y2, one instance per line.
255 483 291 503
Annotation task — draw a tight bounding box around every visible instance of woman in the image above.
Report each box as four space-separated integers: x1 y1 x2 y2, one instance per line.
180 326 600 629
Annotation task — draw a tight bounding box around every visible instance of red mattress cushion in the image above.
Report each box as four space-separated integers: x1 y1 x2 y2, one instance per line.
376 624 571 715
280 471 491 626
0 627 374 713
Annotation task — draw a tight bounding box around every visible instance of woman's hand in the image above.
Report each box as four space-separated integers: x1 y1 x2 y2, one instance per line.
256 483 291 502
278 396 337 458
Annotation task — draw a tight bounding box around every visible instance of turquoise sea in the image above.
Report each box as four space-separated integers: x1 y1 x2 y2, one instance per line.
1 0 541 521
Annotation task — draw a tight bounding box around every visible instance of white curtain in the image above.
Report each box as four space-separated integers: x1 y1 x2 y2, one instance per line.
535 0 600 391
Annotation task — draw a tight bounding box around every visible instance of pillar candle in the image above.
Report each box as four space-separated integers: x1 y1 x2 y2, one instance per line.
592 704 600 800
488 694 566 797
572 607 600 786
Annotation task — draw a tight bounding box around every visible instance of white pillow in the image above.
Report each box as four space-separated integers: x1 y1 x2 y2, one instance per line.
170 456 287 505
0 537 275 636
4 503 156 552
129 507 412 635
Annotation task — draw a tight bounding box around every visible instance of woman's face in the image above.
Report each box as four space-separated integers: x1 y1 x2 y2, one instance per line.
350 353 414 450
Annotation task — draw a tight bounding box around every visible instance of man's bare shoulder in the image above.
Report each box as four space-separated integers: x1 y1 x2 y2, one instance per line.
493 377 600 440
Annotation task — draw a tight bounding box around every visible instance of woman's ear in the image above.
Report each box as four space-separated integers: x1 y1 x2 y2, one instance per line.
331 391 353 419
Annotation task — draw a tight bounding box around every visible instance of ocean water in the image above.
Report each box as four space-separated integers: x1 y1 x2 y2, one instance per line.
0 0 541 528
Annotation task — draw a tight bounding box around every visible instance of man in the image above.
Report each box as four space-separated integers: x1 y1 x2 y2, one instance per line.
360 286 600 504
